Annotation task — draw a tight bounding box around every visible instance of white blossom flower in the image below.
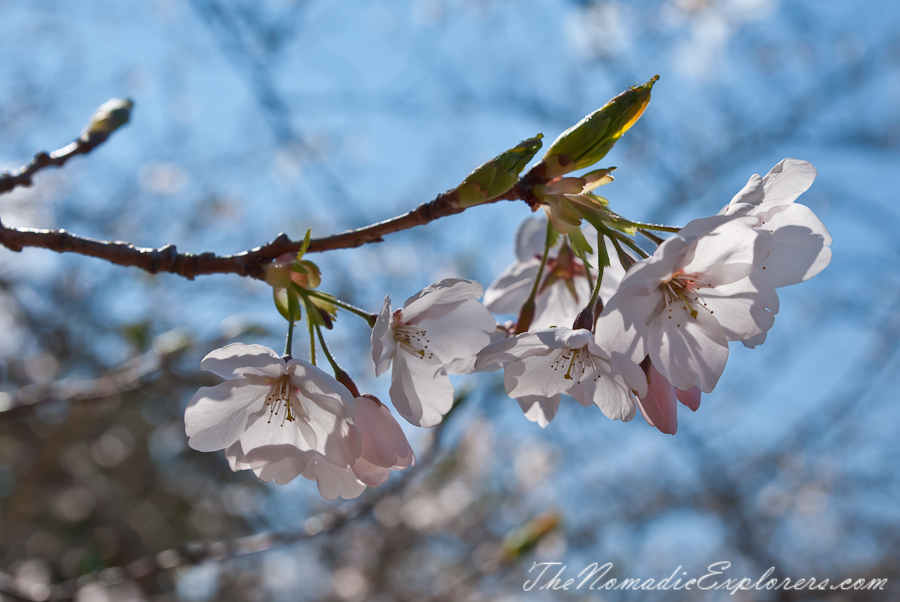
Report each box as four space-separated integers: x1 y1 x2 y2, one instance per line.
598 216 778 394
185 343 361 494
720 158 832 347
372 278 496 427
483 217 625 330
474 327 636 424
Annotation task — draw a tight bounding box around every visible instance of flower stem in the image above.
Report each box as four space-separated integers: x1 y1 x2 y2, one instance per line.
606 229 650 259
283 306 295 360
588 232 606 310
516 221 554 334
315 325 360 397
599 211 681 233
638 228 665 245
304 289 377 328
307 311 317 365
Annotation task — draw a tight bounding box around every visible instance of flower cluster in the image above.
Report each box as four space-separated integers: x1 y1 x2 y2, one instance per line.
183 158 830 498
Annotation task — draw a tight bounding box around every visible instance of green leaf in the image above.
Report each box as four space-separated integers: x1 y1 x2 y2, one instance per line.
297 228 312 260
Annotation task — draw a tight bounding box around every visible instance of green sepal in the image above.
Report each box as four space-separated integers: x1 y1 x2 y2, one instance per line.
274 286 302 323
566 225 594 269
596 232 611 271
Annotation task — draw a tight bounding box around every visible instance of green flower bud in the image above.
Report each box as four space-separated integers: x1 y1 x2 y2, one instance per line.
456 134 543 207
542 76 657 178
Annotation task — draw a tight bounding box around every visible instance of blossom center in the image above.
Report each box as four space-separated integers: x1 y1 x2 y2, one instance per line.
550 345 599 384
392 315 434 360
265 375 302 425
661 270 713 320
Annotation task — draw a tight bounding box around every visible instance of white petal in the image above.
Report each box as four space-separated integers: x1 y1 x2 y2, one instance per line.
402 279 484 322
416 300 495 369
302 455 367 500
354 397 415 470
503 352 570 399
483 260 538 314
200 343 285 380
475 329 568 372
447 327 508 373
225 442 315 485
566 363 635 421
761 158 817 207
390 350 454 427
516 395 561 428
754 203 832 288
649 300 728 393
723 174 765 215
682 217 758 286
351 457 392 487
531 278 584 330
595 300 653 397
288 362 360 467
741 330 769 349
239 406 315 454
185 377 270 452
701 277 777 341
371 296 395 377
515 217 548 262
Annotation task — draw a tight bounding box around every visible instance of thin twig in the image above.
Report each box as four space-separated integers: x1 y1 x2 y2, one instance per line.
0 131 118 195
0 186 523 280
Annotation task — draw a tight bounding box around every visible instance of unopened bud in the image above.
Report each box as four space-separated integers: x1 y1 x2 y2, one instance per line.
83 98 133 139
456 134 543 207
515 297 536 334
541 76 657 178
336 369 360 398
572 305 595 331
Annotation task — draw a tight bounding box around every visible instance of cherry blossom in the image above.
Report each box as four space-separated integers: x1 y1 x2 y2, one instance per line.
720 158 832 347
185 343 361 494
484 217 625 330
474 327 636 425
598 215 778 394
372 278 496 427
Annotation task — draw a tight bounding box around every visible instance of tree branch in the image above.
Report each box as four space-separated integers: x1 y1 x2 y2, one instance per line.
0 186 527 280
0 131 118 195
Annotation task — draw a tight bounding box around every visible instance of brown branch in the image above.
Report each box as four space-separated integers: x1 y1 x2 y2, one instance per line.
0 132 117 195
0 186 529 280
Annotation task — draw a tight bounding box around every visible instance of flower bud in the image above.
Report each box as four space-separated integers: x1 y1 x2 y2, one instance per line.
82 98 133 140
541 76 657 178
515 297 536 334
455 134 543 207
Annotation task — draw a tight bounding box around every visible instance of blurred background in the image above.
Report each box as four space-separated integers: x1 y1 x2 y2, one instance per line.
0 0 898 600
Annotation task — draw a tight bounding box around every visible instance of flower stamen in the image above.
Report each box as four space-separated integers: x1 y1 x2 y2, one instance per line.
266 375 300 425
393 317 434 360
